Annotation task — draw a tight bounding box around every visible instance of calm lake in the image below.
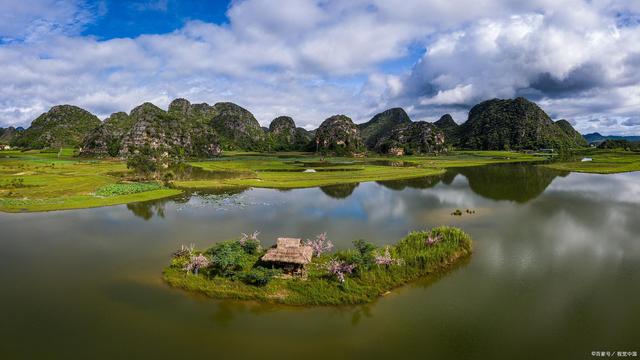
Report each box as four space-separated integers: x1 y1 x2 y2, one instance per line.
1 164 638 359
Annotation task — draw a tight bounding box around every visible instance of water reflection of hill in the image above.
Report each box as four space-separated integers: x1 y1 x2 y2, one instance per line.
376 174 444 190
127 199 169 220
319 183 360 199
377 163 568 203
126 188 247 220
454 164 569 203
129 164 569 215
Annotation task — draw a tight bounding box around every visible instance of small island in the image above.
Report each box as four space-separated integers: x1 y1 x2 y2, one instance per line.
163 226 473 305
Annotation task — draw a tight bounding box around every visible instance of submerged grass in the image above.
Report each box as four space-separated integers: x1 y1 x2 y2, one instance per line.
163 226 473 306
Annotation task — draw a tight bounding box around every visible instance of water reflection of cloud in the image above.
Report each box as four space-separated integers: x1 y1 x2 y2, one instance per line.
474 193 640 278
359 185 408 223
419 185 485 208
547 172 640 204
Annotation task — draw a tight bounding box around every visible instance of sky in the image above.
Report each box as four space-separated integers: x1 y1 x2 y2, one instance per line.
1 0 639 135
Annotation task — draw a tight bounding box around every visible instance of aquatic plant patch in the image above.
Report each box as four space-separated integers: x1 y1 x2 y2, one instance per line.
95 182 163 197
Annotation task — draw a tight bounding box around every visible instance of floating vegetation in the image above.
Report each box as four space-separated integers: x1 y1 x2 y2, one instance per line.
451 209 476 216
175 191 279 212
95 182 163 197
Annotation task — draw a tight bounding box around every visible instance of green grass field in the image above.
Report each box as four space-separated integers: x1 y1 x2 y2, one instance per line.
0 150 181 212
174 150 548 189
2 148 636 212
543 149 640 174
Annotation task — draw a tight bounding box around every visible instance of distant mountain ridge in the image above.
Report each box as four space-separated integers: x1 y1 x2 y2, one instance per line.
583 132 640 144
0 126 23 144
9 96 625 155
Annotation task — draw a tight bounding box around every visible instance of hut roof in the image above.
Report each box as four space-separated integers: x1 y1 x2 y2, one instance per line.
261 238 313 265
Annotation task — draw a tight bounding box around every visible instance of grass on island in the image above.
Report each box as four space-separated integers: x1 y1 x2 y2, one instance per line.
543 149 640 174
163 226 473 306
0 150 181 212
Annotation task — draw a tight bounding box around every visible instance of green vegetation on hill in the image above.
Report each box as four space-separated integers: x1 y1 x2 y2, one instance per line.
81 112 136 157
374 121 446 155
120 101 222 158
81 99 266 157
358 108 412 149
210 102 266 151
555 119 588 147
267 116 313 151
0 127 22 145
459 97 579 151
12 96 611 159
597 139 640 151
12 105 101 149
433 114 460 145
315 115 364 155
163 226 473 305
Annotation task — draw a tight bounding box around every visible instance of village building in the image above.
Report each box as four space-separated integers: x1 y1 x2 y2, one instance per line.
388 147 405 156
261 237 313 275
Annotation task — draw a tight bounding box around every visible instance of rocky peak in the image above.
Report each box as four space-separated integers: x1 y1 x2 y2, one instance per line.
459 97 577 150
315 115 363 154
0 126 20 144
81 112 136 157
370 108 411 123
13 104 101 149
130 102 165 118
267 116 310 151
210 102 265 150
375 121 445 155
434 114 459 146
120 101 221 157
168 98 192 116
269 116 296 133
434 114 457 128
359 107 412 148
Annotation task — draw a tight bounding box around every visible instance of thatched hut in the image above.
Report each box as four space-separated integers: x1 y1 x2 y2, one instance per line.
261 238 313 274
